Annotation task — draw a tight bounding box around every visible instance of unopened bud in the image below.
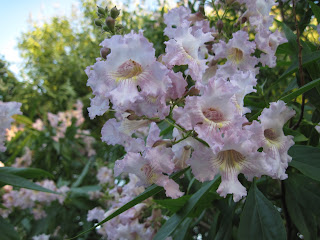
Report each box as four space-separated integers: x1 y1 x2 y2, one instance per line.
100 47 111 59
184 145 191 150
241 17 247 24
127 114 140 120
217 19 223 33
152 139 171 148
110 6 120 19
97 6 105 16
94 19 103 27
185 86 200 96
199 5 205 16
105 17 115 31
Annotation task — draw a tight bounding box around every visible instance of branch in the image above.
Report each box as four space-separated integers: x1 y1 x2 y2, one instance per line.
292 0 306 130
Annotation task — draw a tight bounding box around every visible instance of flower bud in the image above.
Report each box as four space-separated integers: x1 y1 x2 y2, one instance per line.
100 47 111 59
105 17 115 32
110 6 120 19
199 4 205 16
117 187 123 195
217 19 223 33
185 86 200 96
94 19 103 27
97 6 105 16
241 16 247 24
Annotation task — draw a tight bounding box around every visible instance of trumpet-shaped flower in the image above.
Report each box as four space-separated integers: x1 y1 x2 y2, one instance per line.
174 78 245 138
189 128 267 202
87 31 169 117
101 118 146 153
162 24 214 82
164 6 191 38
114 123 183 199
213 30 258 73
255 29 287 67
246 101 295 179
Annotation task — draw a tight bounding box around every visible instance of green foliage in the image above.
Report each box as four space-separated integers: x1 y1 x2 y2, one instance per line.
2 0 320 239
238 182 286 240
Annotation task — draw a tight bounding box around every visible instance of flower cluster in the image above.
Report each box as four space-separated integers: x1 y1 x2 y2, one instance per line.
87 167 167 240
34 100 96 157
0 180 69 219
12 147 33 168
0 101 22 152
86 4 295 202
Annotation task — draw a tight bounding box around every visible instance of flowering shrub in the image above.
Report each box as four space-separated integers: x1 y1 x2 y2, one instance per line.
1 0 320 240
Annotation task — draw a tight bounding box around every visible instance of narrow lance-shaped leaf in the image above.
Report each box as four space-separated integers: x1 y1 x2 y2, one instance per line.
280 77 320 103
0 172 57 194
0 167 54 179
68 167 190 240
278 51 320 82
154 176 220 240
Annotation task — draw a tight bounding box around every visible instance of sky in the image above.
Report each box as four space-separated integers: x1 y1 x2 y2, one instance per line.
0 0 178 79
0 0 80 77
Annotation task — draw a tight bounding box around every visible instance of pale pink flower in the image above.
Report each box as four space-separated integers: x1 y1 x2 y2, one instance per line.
87 31 169 118
32 234 50 240
164 6 191 38
246 101 295 180
12 147 33 168
101 118 146 153
32 119 44 131
239 0 277 30
162 23 214 82
0 101 22 152
174 78 245 137
114 123 183 199
97 166 114 185
255 29 287 67
213 30 258 73
189 128 267 202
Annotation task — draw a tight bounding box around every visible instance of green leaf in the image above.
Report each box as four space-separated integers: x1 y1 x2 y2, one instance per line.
12 114 33 126
238 183 286 240
214 200 236 240
70 185 101 196
285 173 320 216
285 174 318 240
0 167 54 179
288 145 320 181
155 195 191 213
283 127 308 142
0 216 20 240
154 176 220 240
280 77 320 103
278 51 320 82
171 218 192 240
71 160 91 188
309 1 320 22
68 167 189 240
0 172 57 194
